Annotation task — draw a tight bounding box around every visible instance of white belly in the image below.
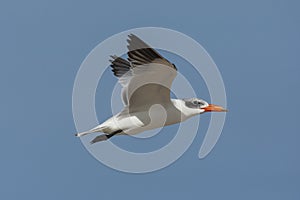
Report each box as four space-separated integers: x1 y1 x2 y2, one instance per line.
96 102 187 135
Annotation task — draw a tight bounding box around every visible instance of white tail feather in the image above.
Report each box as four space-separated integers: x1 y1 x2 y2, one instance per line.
75 131 92 137
75 126 106 137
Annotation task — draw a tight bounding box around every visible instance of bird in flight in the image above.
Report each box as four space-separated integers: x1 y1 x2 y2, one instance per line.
75 34 227 144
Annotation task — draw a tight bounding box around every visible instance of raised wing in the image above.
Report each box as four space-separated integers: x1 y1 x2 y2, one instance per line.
110 34 177 111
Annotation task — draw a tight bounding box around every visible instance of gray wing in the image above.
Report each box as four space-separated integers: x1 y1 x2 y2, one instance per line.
110 34 177 111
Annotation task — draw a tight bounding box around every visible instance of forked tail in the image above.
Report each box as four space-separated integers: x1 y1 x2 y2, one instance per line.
75 127 123 144
90 129 123 144
75 126 106 137
75 131 93 137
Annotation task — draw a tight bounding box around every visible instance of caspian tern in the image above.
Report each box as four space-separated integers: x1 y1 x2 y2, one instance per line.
75 34 227 144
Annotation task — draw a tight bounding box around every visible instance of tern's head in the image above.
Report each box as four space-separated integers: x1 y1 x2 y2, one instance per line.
183 98 227 114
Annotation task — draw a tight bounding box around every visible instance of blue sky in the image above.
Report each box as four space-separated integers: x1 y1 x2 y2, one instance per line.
1 0 299 199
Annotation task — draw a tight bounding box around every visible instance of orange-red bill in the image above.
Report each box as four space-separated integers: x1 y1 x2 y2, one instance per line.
204 104 228 112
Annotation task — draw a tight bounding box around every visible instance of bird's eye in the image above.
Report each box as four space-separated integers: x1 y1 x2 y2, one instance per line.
193 101 204 106
193 101 200 105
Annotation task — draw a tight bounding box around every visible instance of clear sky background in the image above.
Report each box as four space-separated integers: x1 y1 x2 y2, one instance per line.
1 0 299 199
